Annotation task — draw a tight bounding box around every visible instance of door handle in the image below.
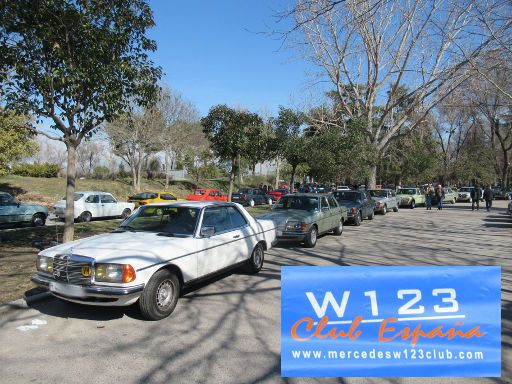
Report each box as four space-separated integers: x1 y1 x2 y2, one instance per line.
233 234 240 239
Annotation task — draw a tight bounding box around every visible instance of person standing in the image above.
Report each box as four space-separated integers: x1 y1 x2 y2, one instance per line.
483 185 494 212
425 184 434 210
435 184 444 210
471 184 481 211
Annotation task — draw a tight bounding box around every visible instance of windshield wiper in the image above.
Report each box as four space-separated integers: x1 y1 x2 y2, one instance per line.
114 225 138 232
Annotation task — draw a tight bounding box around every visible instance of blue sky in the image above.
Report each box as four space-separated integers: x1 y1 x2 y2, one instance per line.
148 0 313 117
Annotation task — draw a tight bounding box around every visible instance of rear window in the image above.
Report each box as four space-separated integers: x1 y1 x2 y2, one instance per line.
130 192 157 199
61 193 84 201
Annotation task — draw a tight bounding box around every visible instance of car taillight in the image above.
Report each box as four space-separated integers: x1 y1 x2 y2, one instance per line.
351 207 358 214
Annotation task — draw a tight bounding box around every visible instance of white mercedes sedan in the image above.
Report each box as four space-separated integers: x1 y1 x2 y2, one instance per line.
32 201 277 320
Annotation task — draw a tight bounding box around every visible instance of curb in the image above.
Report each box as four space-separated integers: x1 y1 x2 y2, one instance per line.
0 290 52 315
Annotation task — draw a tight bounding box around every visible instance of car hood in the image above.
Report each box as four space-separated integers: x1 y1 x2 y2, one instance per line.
38 231 198 267
257 209 316 223
370 197 386 202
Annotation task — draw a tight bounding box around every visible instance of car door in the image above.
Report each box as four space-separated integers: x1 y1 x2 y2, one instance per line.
319 196 333 232
84 194 103 218
0 194 17 223
197 206 251 276
327 195 341 226
100 194 118 217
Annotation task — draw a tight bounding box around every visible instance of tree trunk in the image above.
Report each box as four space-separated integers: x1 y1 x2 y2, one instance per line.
502 151 509 188
63 141 77 243
275 158 280 190
131 164 138 191
290 164 297 193
228 156 237 202
368 165 377 189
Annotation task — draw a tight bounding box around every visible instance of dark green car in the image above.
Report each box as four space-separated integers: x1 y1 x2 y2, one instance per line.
258 193 347 248
0 192 48 226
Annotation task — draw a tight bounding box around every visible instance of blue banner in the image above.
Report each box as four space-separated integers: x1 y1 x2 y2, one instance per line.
281 266 501 377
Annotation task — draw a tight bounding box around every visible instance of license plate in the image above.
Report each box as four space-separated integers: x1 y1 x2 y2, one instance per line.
49 282 85 298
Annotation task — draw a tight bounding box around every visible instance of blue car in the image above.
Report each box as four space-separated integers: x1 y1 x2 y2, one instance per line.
0 192 48 226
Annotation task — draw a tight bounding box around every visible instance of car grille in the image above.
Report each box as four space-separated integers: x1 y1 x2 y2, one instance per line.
53 254 93 285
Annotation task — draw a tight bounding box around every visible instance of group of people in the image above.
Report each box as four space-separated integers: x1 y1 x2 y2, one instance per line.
424 184 495 212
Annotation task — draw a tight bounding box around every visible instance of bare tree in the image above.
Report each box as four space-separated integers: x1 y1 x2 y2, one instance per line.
106 107 163 191
282 0 496 188
158 87 199 188
76 139 104 177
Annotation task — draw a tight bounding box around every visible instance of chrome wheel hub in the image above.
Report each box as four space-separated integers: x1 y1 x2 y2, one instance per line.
156 280 173 309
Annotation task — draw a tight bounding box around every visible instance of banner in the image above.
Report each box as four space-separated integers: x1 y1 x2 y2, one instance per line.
281 266 501 377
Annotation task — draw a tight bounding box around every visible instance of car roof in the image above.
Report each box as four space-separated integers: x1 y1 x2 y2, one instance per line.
284 193 329 197
75 191 113 195
143 201 236 209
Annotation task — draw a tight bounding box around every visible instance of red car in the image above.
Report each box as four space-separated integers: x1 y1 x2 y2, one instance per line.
267 188 289 202
186 188 228 202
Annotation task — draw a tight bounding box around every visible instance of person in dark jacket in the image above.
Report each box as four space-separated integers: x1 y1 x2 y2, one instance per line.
471 185 482 211
483 185 494 212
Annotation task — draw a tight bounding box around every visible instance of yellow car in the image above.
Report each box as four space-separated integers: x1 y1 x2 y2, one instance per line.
127 191 183 207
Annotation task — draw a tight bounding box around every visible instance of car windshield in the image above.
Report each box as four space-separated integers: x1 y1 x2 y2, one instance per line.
397 189 416 195
129 192 157 199
460 187 473 192
368 190 387 197
119 206 199 236
333 191 359 201
274 196 319 211
237 188 251 194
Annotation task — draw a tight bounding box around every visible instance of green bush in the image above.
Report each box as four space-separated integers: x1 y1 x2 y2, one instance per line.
11 162 60 177
93 166 110 179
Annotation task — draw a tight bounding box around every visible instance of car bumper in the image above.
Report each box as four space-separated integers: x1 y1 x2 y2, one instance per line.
31 273 144 306
276 230 307 242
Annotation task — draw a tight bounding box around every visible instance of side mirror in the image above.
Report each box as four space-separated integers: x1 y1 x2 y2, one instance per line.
201 226 215 237
16 202 20 208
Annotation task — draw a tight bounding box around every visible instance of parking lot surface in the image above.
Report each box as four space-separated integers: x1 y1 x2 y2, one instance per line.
0 201 510 383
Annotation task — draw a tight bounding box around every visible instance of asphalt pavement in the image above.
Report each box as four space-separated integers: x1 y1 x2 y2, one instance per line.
0 201 510 384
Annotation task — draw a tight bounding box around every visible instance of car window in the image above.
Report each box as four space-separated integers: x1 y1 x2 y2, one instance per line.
0 194 13 204
321 197 330 210
101 194 116 203
333 191 358 201
129 192 157 199
227 206 247 228
209 191 215 196
327 196 338 208
160 194 176 201
85 195 100 203
201 207 233 234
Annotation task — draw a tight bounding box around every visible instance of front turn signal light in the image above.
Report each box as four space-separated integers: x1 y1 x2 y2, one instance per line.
123 264 136 283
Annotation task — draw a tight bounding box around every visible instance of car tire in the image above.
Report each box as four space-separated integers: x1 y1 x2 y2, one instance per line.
303 225 318 248
31 213 46 227
393 206 399 212
368 210 374 220
139 269 180 321
121 208 131 219
354 212 361 226
410 200 415 209
244 243 264 274
382 205 387 215
333 220 343 236
80 211 92 222
249 199 255 207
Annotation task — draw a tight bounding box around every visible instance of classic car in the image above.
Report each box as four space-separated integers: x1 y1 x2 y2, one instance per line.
367 189 399 214
267 188 289 202
32 201 277 320
258 193 346 248
128 191 183 207
231 188 273 206
432 187 458 205
185 188 228 202
336 185 351 191
332 190 375 225
54 191 135 222
492 188 510 200
0 192 48 226
396 187 425 208
457 186 483 202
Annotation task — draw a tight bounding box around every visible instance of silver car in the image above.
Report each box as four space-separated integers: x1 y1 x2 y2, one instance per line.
367 189 399 215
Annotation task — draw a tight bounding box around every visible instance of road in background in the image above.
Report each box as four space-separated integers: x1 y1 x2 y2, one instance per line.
0 201 510 383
